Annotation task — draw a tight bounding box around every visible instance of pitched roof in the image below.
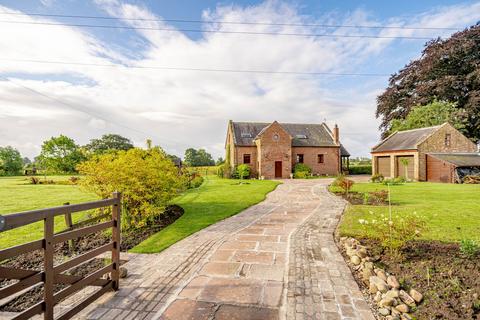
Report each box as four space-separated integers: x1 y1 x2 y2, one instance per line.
231 121 338 147
428 153 480 167
372 124 443 152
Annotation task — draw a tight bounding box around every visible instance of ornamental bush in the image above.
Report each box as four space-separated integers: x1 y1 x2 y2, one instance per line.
293 163 312 178
236 164 251 179
77 147 187 228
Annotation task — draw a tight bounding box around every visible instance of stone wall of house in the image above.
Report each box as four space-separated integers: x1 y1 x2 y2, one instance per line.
418 123 477 181
291 147 340 175
256 122 292 179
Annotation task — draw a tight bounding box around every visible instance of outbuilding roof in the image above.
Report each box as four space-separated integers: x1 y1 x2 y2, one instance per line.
428 153 480 167
231 121 338 147
372 125 442 152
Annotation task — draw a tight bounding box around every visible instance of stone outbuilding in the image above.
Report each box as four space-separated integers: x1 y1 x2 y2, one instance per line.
371 122 478 182
225 121 350 179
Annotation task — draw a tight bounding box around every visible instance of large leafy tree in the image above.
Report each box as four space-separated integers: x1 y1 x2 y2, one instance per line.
0 146 23 175
184 148 215 167
377 24 480 140
389 100 464 134
85 134 134 155
38 135 85 173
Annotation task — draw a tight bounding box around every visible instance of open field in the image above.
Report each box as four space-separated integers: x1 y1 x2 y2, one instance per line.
333 182 480 242
0 176 97 249
131 176 281 253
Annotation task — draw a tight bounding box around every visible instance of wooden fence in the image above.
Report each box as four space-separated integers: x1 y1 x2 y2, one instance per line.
0 192 122 320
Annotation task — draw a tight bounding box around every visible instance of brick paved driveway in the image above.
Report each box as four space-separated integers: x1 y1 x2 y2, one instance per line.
76 179 374 320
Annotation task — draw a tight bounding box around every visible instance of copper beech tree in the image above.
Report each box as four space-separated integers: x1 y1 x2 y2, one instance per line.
377 24 480 141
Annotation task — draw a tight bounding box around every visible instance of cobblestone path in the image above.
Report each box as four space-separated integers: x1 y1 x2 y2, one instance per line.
69 180 373 320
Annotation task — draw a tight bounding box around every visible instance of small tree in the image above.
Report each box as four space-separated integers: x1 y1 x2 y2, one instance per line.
400 158 410 180
38 135 84 173
77 147 187 227
0 146 23 176
85 134 134 155
236 164 250 180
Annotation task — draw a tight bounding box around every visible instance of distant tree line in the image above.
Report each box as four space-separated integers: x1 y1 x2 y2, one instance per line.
1 133 220 175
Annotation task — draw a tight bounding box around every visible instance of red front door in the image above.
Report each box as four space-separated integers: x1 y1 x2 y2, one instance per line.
275 161 282 178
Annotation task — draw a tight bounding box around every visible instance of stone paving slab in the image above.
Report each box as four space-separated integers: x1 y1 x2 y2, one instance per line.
8 179 374 320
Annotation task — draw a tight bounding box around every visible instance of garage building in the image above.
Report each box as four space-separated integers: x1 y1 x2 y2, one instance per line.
371 123 478 182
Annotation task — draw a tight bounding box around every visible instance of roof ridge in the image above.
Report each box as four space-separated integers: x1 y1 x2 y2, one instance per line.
394 124 443 133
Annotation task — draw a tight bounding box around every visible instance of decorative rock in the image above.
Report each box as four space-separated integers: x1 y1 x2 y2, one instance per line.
357 247 368 258
370 276 389 293
386 316 400 320
362 268 375 283
380 297 394 307
119 267 128 278
379 308 391 316
375 269 388 282
395 304 409 313
369 282 378 294
401 313 414 320
374 291 382 303
391 307 401 316
364 261 374 271
399 290 416 307
409 289 423 303
385 289 400 299
387 276 400 289
351 255 361 265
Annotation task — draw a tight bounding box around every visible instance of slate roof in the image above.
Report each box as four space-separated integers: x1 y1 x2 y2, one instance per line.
372 125 443 152
428 153 480 167
231 121 340 148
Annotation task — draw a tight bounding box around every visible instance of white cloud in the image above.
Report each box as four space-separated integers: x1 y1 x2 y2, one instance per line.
0 1 479 159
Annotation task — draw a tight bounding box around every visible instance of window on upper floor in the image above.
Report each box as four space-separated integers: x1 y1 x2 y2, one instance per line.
318 154 324 164
243 154 251 164
296 154 304 163
445 133 451 147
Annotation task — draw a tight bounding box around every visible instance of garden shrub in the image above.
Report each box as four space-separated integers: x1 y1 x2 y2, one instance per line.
371 173 384 183
382 177 406 185
333 175 354 193
349 165 372 175
459 239 479 257
77 147 187 228
368 190 388 205
189 176 204 189
216 165 224 178
236 164 251 179
293 163 311 178
359 211 427 256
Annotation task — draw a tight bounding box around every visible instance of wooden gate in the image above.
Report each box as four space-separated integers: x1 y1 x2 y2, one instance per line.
0 192 122 320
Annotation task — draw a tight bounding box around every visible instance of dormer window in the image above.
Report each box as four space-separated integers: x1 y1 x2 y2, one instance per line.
241 132 252 138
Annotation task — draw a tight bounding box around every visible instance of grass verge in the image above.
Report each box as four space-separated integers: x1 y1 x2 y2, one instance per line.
131 176 281 253
332 182 480 242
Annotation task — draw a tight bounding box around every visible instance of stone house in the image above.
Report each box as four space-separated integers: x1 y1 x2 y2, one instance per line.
371 122 479 182
225 121 350 179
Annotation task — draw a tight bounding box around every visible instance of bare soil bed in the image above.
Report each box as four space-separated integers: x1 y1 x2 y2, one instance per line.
346 239 480 319
0 205 184 313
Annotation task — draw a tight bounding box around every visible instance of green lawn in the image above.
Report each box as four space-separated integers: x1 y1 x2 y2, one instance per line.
334 182 480 242
131 176 281 253
0 176 97 249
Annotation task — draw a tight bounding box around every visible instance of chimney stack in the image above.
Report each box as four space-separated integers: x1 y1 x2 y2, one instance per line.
333 123 340 145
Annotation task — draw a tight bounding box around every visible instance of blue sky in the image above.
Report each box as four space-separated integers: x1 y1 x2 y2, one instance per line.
0 0 479 159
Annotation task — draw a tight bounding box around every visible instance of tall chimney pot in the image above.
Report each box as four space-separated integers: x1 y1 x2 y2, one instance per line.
333 124 340 145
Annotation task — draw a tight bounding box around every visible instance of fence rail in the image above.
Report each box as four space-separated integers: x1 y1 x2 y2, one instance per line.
0 192 122 320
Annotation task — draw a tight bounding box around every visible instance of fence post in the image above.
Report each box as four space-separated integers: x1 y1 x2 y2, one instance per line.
44 215 54 320
63 202 75 250
111 192 121 290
